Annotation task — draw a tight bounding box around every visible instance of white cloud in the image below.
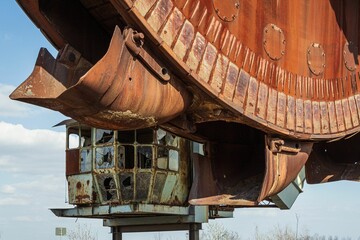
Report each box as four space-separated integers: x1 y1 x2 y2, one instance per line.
0 122 67 210
0 121 64 146
0 121 65 175
1 185 16 194
0 84 35 117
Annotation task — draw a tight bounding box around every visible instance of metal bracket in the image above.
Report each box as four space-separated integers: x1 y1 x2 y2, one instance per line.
268 138 301 154
124 28 170 82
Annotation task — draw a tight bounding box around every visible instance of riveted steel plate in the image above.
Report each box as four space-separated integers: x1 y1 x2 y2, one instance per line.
307 43 326 75
343 41 358 72
213 0 240 22
263 24 286 61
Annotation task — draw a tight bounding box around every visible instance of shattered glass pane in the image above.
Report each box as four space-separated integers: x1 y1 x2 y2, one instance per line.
120 173 134 201
156 129 167 145
157 147 168 169
80 148 92 172
103 176 117 201
96 146 114 169
81 127 92 147
137 146 152 168
97 174 118 202
156 129 179 147
152 173 167 203
118 146 125 168
95 129 114 144
135 172 151 201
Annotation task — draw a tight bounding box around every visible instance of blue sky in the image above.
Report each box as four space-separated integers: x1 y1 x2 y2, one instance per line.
1 1 360 240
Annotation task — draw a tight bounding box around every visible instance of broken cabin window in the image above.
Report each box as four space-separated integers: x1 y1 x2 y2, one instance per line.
119 173 134 201
81 127 92 147
118 145 134 169
103 176 117 201
118 146 125 168
157 147 168 170
80 148 92 172
96 129 114 144
96 146 114 169
156 129 179 147
156 129 180 172
137 146 153 168
67 126 80 149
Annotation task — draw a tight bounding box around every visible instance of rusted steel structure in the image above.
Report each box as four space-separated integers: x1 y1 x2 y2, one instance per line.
10 0 360 224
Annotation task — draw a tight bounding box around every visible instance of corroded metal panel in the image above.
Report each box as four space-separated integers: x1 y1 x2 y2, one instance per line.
306 133 360 184
68 174 95 205
258 138 313 201
189 135 312 206
11 27 192 130
66 149 80 176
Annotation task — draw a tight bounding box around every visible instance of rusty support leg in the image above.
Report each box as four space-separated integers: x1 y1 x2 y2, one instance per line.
112 227 122 240
189 223 201 240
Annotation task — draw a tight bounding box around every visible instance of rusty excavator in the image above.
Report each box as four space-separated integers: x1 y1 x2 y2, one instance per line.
10 0 360 239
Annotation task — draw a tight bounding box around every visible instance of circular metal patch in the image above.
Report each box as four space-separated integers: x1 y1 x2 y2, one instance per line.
343 41 358 72
307 43 326 76
213 0 240 22
263 24 286 61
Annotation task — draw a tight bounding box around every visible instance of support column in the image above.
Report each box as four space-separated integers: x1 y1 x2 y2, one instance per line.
189 223 200 240
112 226 122 240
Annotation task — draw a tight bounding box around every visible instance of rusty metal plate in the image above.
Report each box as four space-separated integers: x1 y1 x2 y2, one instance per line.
307 43 326 75
213 0 240 22
68 174 95 205
263 24 286 61
10 27 192 130
343 41 358 72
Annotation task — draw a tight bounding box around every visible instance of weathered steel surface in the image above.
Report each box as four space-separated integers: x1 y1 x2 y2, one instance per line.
68 174 95 204
258 138 313 201
306 133 360 183
114 0 360 140
188 129 311 206
11 26 191 130
12 0 360 139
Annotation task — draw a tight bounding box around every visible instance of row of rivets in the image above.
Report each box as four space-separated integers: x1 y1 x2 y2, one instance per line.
307 43 326 75
262 25 358 76
263 23 286 61
211 1 358 75
213 0 240 22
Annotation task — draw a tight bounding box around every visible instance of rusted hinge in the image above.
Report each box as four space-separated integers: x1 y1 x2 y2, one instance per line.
268 138 301 154
124 28 170 82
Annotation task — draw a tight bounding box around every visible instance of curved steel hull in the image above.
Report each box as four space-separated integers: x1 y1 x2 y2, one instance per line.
11 26 192 130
